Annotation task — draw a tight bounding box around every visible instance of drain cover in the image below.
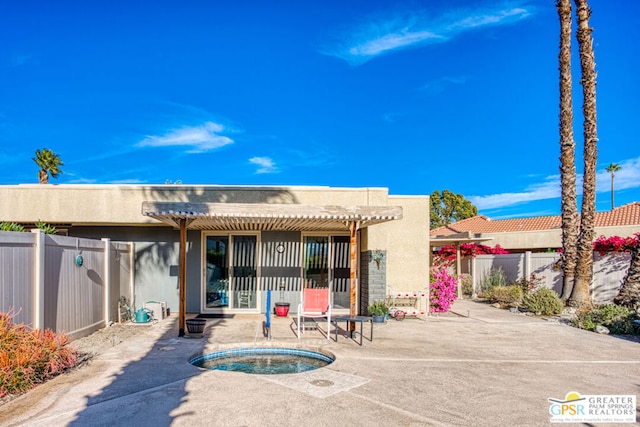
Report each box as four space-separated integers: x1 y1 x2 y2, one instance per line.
310 379 334 387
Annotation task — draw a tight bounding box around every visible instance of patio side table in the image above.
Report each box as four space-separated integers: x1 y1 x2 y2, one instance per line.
333 315 373 346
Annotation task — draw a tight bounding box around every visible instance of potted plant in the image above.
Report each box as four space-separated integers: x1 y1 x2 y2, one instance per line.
368 300 389 323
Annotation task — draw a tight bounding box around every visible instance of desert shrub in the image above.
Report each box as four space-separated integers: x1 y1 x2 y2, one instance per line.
486 285 524 306
0 311 78 398
523 288 563 315
512 274 545 295
572 304 639 335
429 267 458 313
460 274 473 297
480 267 507 297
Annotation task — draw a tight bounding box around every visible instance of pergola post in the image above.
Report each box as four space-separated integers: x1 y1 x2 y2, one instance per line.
178 218 187 337
349 221 358 332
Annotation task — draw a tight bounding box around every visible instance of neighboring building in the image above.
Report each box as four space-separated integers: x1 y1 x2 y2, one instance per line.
0 184 429 318
430 202 640 252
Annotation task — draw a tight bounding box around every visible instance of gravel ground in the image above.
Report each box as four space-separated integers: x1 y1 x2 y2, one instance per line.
70 321 153 363
0 321 152 407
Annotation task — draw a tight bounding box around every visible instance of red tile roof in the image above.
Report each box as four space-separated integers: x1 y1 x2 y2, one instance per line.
430 202 640 236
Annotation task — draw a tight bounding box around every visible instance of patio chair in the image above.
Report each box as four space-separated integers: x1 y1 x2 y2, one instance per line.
297 288 332 339
236 290 252 308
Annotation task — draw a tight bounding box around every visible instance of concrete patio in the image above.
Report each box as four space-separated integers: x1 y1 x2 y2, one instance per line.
1 299 638 426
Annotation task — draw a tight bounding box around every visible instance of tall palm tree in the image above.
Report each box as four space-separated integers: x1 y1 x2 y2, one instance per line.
32 148 64 184
557 0 579 302
605 163 621 210
570 0 598 308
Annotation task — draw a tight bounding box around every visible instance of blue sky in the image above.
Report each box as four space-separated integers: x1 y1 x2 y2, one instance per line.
1 0 638 219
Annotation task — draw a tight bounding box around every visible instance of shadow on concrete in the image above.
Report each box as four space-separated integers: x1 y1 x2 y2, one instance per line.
67 317 216 426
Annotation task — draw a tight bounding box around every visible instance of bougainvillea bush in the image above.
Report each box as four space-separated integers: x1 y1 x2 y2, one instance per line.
430 267 458 313
592 234 639 255
433 243 509 267
0 311 78 398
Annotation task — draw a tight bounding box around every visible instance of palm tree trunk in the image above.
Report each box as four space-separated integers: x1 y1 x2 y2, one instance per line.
613 246 640 308
611 172 615 210
557 0 578 301
38 169 49 184
569 0 598 308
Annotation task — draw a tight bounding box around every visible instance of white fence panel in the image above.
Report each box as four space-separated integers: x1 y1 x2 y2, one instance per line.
0 231 133 339
0 232 35 325
592 253 630 305
529 253 563 294
464 251 631 304
471 254 524 294
111 242 133 314
44 235 106 337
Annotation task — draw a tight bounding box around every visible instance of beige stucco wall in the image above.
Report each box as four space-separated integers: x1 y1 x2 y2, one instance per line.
482 229 562 250
592 226 640 239
378 195 430 292
479 225 640 252
0 184 391 225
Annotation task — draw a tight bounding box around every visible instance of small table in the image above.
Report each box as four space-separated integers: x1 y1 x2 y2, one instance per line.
333 315 373 346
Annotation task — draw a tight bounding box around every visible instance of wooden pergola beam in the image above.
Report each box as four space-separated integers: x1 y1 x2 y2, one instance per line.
178 218 187 337
349 221 358 332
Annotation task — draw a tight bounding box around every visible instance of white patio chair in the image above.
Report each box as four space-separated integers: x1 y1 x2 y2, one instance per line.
297 288 331 339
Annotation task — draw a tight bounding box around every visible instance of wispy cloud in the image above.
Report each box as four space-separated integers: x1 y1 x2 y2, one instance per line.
137 122 234 153
322 2 532 65
421 76 469 96
469 156 640 211
249 157 278 174
469 176 561 210
10 54 39 67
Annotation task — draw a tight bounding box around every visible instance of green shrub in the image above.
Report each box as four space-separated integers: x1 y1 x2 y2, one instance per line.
35 221 58 235
523 288 563 315
486 285 523 306
480 267 507 298
572 304 639 334
0 311 78 398
0 222 25 232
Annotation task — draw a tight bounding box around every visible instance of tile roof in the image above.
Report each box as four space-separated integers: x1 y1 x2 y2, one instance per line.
431 202 640 236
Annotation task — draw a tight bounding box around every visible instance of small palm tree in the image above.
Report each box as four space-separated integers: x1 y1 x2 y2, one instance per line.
32 148 64 184
605 163 621 210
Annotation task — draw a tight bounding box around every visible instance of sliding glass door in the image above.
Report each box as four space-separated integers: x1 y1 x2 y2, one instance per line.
303 235 351 310
204 234 258 312
231 235 258 310
331 236 351 309
205 236 230 309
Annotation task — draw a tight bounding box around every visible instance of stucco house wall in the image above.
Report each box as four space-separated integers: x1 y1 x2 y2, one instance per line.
0 184 429 315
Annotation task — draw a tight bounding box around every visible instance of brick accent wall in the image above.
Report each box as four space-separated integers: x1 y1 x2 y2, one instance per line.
360 250 387 315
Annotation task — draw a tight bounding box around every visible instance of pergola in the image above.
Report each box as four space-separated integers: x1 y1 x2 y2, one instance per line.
142 202 402 336
430 232 494 299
